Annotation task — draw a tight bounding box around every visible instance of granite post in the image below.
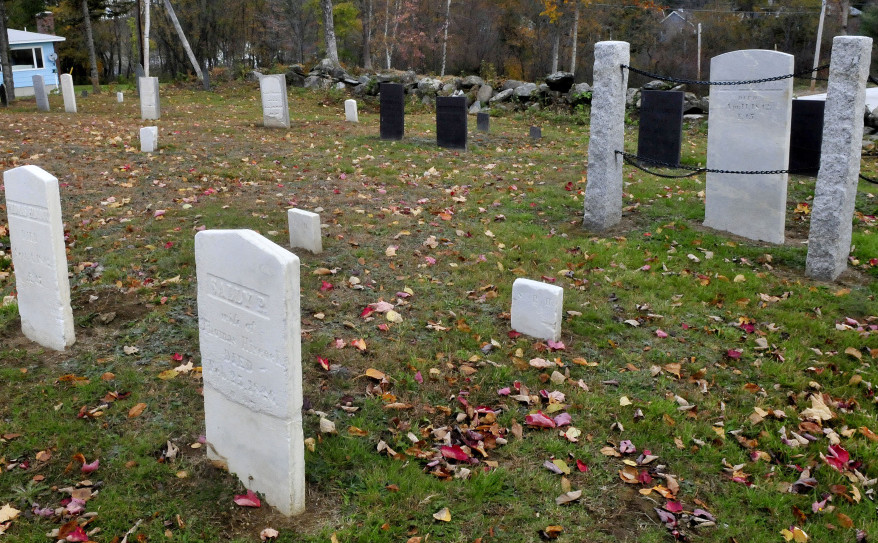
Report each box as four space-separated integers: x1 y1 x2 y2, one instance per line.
584 41 629 231
139 76 161 120
60 74 77 113
33 75 50 112
806 36 873 281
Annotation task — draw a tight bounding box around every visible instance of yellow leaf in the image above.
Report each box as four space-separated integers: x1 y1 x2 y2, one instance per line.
845 347 863 360
619 396 632 406
0 503 20 523
433 507 452 522
386 310 403 323
128 402 147 418
365 368 386 380
552 459 571 475
348 426 369 437
158 369 179 380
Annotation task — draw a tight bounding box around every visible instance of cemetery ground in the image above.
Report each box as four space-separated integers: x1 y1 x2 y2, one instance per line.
0 81 877 543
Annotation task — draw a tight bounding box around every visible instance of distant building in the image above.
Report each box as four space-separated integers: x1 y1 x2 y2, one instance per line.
1 29 66 98
660 10 696 43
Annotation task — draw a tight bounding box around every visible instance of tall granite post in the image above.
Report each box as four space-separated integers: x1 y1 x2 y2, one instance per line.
32 75 50 112
60 74 77 113
584 41 629 231
806 36 873 281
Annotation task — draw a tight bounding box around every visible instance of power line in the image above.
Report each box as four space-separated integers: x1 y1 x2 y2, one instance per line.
586 4 822 15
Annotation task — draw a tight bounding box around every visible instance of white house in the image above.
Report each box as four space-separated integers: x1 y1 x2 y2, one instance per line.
1 29 66 99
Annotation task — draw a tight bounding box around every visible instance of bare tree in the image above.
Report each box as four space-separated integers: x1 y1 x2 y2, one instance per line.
569 0 579 73
82 0 101 93
0 0 14 103
440 0 451 76
321 0 339 65
361 0 373 69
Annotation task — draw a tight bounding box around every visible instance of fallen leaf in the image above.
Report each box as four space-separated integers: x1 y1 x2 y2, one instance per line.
365 368 386 380
260 528 280 541
0 504 20 523
128 403 147 418
433 507 451 522
319 418 337 434
555 490 582 505
233 490 261 507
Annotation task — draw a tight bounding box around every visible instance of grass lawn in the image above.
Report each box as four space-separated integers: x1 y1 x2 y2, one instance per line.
0 80 876 543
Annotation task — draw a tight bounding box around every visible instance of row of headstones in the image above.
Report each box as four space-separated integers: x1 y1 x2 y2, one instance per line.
585 36 873 282
3 162 563 516
31 74 150 114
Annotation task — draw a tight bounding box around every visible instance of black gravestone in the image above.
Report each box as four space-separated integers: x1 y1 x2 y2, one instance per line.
789 99 824 176
380 83 405 140
1 85 7 107
135 64 145 94
477 112 490 132
637 90 684 167
81 90 88 98
436 96 467 150
529 126 541 139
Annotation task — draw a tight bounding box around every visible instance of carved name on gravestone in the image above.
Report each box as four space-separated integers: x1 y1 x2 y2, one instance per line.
477 112 490 132
260 74 290 129
33 75 49 112
287 209 322 254
638 90 684 167
344 99 358 122
139 77 161 120
196 229 305 516
510 278 563 342
436 96 467 150
705 50 793 244
4 165 75 350
529 126 542 139
789 99 824 176
60 74 77 113
380 83 405 140
140 126 158 153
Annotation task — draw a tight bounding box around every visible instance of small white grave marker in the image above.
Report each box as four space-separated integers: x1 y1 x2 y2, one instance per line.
344 99 358 122
117 92 124 103
287 209 322 253
511 278 563 341
60 74 77 113
196 229 305 516
260 74 290 128
140 126 158 153
3 165 75 350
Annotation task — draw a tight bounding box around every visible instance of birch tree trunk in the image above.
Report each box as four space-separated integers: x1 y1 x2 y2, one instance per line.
362 0 373 70
569 1 579 74
82 0 101 93
162 0 204 81
389 0 400 67
550 26 559 73
383 0 391 69
440 0 451 76
0 0 15 103
321 0 340 65
144 0 151 76
839 0 850 35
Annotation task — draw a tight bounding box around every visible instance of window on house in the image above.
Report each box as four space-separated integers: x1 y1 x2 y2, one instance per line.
10 47 45 70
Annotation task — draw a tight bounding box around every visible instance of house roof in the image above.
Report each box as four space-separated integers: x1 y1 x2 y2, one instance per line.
7 29 66 45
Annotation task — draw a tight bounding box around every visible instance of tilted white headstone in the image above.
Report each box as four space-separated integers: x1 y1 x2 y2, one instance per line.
32 75 50 112
806 36 873 281
260 74 290 129
140 126 158 153
60 74 77 113
344 99 358 122
196 229 305 516
139 76 160 120
117 92 124 103
510 278 563 342
704 50 793 244
287 209 322 253
3 165 75 350
584 41 630 231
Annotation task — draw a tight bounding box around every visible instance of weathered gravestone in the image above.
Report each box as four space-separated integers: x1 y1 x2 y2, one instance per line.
139 76 161 120
117 92 124 103
3 165 75 350
788 99 824 176
196 229 305 516
436 96 467 150
80 90 88 98
202 61 211 91
477 112 490 132
134 64 144 94
287 209 322 254
33 75 49 112
704 50 793 244
140 126 158 153
510 278 563 342
60 74 77 113
260 74 290 129
806 36 873 281
344 99 358 123
637 90 684 167
380 83 405 140
529 126 542 139
1 84 7 106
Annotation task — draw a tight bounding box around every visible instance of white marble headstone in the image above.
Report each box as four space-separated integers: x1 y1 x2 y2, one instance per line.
60 74 77 113
287 209 322 253
510 278 563 341
3 165 75 350
705 50 794 244
32 75 50 112
344 99 358 122
140 126 158 153
196 229 305 516
260 74 290 129
139 76 161 120
117 92 124 103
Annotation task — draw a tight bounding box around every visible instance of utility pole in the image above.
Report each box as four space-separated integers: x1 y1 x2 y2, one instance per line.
811 0 826 91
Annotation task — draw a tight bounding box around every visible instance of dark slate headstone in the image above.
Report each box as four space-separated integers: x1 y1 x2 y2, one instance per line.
789 99 824 176
529 126 542 139
81 90 88 98
135 64 145 93
380 83 405 140
637 90 684 167
477 112 490 132
1 85 7 107
436 96 467 150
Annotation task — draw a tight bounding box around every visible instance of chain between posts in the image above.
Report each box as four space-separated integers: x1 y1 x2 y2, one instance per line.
620 64 830 86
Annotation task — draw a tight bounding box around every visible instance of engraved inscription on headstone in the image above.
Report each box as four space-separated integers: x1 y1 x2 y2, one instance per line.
344 99 358 122
60 74 77 113
789 99 824 176
477 112 490 132
436 96 467 150
380 83 405 140
3 165 75 350
705 49 793 244
33 75 50 112
260 74 290 129
139 77 161 120
637 90 684 167
196 229 305 516
510 278 563 342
